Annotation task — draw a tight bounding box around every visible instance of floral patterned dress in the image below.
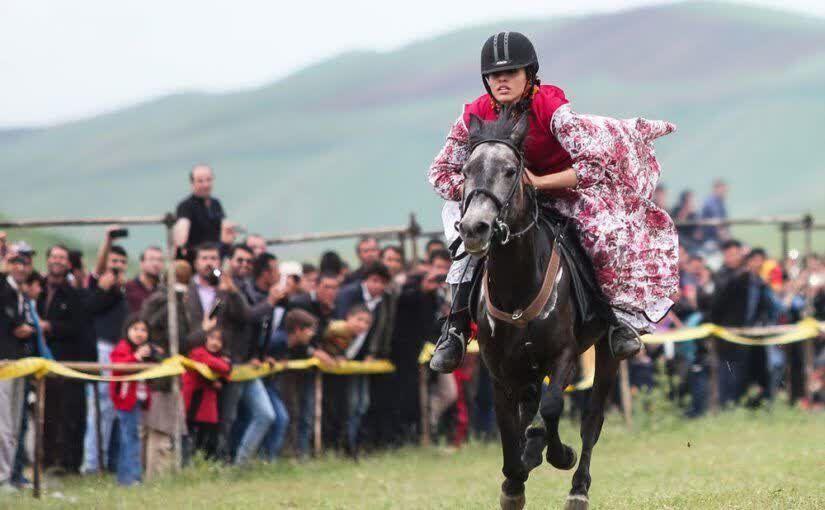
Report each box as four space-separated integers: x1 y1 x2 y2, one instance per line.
428 102 679 331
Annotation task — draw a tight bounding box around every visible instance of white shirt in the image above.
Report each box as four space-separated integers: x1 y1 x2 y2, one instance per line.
360 282 382 312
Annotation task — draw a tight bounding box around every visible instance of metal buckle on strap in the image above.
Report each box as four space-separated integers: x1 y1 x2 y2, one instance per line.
496 219 511 245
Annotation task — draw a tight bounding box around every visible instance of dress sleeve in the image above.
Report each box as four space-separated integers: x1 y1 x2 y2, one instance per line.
427 116 470 202
550 104 608 189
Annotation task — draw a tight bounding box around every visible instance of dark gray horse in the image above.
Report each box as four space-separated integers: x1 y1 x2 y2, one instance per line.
458 109 618 510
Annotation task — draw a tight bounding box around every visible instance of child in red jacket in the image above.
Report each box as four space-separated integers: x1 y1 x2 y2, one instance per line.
109 316 157 485
183 327 231 459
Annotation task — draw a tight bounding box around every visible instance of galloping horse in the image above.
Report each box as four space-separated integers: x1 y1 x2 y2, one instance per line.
457 109 617 510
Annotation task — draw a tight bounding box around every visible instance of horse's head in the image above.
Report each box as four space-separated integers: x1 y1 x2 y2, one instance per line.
459 107 530 257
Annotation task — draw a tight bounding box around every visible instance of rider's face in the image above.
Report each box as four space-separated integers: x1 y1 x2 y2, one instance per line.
487 68 528 104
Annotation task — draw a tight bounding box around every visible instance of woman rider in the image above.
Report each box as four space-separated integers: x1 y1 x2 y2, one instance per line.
427 32 679 372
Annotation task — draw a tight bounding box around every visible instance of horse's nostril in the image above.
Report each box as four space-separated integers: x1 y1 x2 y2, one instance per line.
460 220 490 238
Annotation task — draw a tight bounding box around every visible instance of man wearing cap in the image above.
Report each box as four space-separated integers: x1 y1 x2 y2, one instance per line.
0 250 35 491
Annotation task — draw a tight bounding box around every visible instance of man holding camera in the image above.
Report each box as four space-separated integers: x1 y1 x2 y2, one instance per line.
81 226 130 474
184 242 255 464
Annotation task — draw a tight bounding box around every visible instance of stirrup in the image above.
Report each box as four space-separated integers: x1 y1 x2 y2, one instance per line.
607 321 642 360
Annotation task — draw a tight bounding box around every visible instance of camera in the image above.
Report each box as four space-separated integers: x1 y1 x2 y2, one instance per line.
205 267 222 286
109 228 129 239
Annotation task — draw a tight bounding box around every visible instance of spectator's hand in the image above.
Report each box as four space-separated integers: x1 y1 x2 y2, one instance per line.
212 381 223 390
421 271 447 293
153 345 165 356
364 355 375 363
40 320 51 334
105 224 122 239
249 358 263 368
313 349 337 368
267 284 287 306
135 344 152 361
218 272 237 293
201 316 217 332
97 271 117 291
220 222 237 245
13 324 36 339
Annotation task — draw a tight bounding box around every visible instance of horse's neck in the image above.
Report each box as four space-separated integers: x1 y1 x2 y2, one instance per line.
486 225 550 311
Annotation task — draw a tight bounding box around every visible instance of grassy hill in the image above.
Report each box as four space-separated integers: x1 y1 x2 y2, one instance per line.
1 1 824 260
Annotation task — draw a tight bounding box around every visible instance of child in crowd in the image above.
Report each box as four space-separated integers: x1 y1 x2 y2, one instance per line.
320 305 373 454
183 327 232 459
109 316 157 486
271 309 320 459
321 305 373 360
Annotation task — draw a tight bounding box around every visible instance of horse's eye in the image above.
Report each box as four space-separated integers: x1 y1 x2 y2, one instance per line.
504 167 517 178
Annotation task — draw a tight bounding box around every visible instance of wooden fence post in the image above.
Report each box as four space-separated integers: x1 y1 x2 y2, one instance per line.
314 370 323 457
33 377 45 499
618 360 632 428
708 339 720 414
164 215 182 470
93 383 104 474
419 364 430 447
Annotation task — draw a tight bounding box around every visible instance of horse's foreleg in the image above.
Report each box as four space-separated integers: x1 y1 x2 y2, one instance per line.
565 342 618 510
542 349 578 470
494 382 528 510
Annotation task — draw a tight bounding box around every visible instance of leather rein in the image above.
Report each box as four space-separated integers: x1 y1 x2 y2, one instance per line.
460 138 561 329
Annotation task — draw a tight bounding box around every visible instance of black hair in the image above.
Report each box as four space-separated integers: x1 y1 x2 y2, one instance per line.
140 246 163 261
428 248 452 265
425 238 446 251
316 271 340 285
361 261 391 283
46 244 71 259
302 263 317 275
746 248 767 261
25 271 45 287
319 250 343 275
193 242 221 258
381 245 404 259
252 253 277 280
122 313 148 340
110 245 128 258
721 240 743 251
229 243 254 259
355 236 378 254
68 250 84 270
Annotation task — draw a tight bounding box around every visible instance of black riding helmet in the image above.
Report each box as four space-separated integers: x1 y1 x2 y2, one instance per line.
480 31 539 96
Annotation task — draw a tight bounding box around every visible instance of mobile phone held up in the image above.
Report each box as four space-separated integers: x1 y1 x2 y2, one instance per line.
109 228 129 239
208 298 223 320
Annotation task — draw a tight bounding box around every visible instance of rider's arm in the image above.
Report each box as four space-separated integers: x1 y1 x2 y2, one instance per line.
428 116 470 201
524 168 578 191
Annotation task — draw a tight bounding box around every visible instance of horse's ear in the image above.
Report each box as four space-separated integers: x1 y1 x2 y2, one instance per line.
467 114 483 136
509 114 529 147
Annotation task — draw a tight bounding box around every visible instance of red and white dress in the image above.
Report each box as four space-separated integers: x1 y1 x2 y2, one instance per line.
428 85 679 331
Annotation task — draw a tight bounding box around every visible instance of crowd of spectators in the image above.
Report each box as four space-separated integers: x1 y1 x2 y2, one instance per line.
0 169 823 491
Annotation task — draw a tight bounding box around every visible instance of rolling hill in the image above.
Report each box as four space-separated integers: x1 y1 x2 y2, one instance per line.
1 1 824 259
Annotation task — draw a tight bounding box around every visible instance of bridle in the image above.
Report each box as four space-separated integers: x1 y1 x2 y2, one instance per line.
457 138 562 329
457 138 539 247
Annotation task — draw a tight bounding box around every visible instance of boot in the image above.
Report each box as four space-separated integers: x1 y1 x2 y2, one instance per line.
429 282 473 373
607 320 643 360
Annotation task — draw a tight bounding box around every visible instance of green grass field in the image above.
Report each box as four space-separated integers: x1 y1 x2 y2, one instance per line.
8 405 824 509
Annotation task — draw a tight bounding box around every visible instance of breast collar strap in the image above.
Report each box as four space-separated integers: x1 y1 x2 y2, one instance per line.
483 245 561 328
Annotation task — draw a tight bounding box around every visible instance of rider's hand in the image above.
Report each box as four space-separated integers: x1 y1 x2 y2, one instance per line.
522 168 538 187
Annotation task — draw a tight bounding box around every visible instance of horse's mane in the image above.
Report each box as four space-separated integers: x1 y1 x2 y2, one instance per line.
467 105 526 152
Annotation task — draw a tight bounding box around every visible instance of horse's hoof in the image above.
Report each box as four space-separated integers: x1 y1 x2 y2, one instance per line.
563 494 589 510
548 444 578 471
521 436 545 471
500 492 526 510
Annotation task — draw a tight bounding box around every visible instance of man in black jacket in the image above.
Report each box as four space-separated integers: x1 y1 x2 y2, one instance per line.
711 248 776 407
37 245 88 473
0 252 34 488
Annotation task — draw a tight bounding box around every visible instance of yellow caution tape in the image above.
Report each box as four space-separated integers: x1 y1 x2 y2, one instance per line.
0 355 395 382
641 318 823 346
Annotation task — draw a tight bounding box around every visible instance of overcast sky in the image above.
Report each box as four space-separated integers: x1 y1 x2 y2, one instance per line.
1 0 823 127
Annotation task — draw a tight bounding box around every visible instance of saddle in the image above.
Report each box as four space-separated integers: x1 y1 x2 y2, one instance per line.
466 203 613 328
